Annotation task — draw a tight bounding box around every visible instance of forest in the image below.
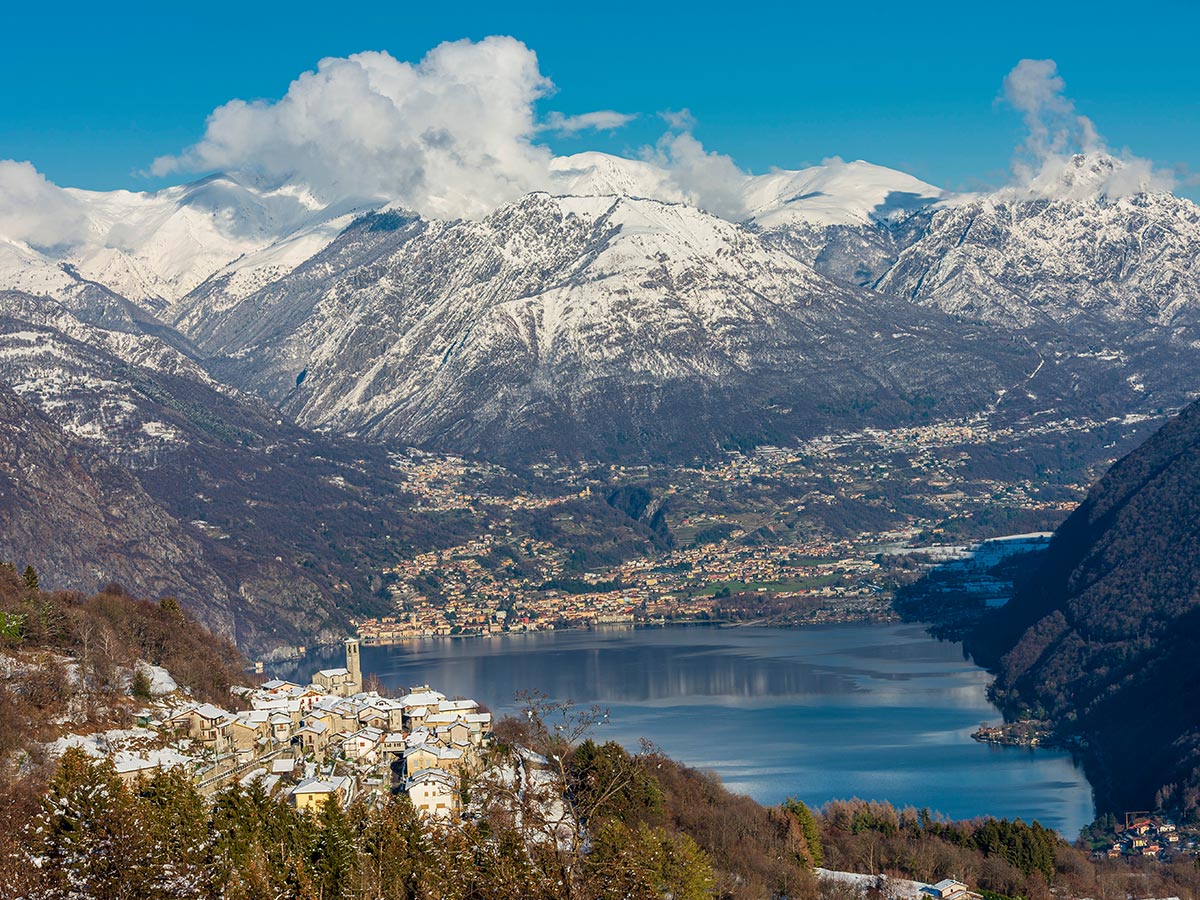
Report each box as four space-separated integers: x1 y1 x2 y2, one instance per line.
966 397 1200 818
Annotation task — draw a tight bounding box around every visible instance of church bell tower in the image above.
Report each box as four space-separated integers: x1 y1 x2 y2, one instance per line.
345 637 362 694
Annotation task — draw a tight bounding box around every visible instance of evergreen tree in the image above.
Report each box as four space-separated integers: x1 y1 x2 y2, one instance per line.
356 797 429 899
310 795 358 900
585 820 715 900
137 768 213 897
35 749 164 900
131 667 153 701
784 798 824 867
22 565 38 592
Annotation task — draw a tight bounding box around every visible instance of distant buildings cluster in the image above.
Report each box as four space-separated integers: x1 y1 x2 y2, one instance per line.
105 638 492 819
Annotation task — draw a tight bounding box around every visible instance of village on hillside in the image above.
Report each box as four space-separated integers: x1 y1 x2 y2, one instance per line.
54 638 492 819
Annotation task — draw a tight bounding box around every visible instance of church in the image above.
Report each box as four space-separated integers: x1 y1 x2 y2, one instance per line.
311 638 363 697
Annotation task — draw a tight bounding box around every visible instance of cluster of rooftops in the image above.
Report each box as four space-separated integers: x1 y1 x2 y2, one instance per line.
156 639 493 816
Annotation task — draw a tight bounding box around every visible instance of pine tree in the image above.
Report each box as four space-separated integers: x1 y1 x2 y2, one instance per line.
21 565 38 592
132 667 153 701
35 748 161 900
310 794 358 900
137 768 213 897
357 797 429 899
784 797 824 867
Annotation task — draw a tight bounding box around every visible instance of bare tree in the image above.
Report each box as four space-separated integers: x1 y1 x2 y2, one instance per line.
470 690 650 900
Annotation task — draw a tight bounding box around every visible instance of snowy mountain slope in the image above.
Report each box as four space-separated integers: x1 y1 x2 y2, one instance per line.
549 153 688 204
742 160 946 286
876 155 1200 331
0 290 475 650
181 192 1041 460
0 174 381 313
549 152 945 227
4 150 1198 466
742 159 944 229
0 377 237 633
546 154 949 287
6 153 947 314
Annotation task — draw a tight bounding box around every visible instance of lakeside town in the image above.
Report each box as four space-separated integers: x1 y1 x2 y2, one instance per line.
352 409 1154 644
57 638 492 820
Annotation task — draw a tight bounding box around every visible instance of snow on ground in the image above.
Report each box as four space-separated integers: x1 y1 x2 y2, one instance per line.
136 661 179 696
51 727 160 758
51 726 197 777
816 868 929 900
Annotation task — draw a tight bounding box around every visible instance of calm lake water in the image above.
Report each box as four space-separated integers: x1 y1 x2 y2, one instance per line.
280 622 1094 837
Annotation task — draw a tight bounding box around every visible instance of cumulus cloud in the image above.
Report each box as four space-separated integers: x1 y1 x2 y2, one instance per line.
1001 58 1173 199
153 38 559 220
0 161 89 250
152 41 756 221
540 110 637 134
642 131 749 220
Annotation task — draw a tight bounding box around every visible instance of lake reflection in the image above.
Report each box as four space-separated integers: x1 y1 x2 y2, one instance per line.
280 622 1095 837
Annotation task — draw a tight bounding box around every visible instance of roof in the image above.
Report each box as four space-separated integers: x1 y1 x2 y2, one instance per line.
931 880 967 893
271 758 297 774
291 775 351 796
401 690 445 707
193 703 231 721
316 667 350 678
406 769 457 789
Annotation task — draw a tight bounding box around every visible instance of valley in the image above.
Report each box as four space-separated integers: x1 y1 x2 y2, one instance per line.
351 405 1155 645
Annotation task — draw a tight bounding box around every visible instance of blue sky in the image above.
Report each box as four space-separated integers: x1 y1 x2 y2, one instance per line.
2 0 1198 197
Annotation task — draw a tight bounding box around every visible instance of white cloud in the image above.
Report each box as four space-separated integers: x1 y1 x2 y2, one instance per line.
153 38 558 220
151 41 756 221
641 130 749 220
541 110 637 134
1001 58 1173 199
659 109 697 131
0 161 89 250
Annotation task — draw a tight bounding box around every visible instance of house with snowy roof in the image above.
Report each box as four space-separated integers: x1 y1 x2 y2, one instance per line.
229 710 271 753
289 774 354 811
167 703 235 753
343 727 385 765
296 719 331 755
406 769 460 820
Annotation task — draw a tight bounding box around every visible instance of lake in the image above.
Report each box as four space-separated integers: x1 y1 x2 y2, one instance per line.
280 622 1095 837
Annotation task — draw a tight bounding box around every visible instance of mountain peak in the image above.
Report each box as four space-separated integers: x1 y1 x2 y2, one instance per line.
1013 151 1173 202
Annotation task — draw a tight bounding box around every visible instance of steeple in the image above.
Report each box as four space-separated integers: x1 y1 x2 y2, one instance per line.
345 637 362 693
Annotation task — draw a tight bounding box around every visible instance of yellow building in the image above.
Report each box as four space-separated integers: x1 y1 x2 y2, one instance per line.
289 775 353 811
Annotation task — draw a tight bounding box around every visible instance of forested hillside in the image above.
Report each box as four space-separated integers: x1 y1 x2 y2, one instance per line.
968 398 1200 816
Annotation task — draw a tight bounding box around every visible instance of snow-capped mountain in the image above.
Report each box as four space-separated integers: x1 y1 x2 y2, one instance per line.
549 151 944 227
877 155 1200 332
2 149 1197 465
0 173 384 315
741 159 944 229
176 191 1038 459
3 145 1200 650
